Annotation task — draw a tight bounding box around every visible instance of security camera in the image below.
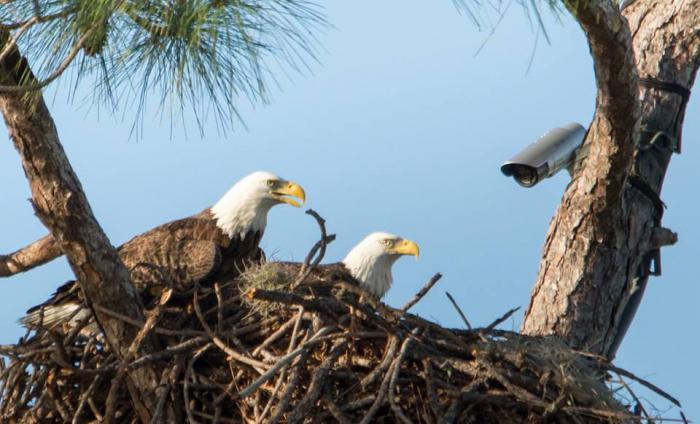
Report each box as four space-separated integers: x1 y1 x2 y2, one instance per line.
500 123 587 188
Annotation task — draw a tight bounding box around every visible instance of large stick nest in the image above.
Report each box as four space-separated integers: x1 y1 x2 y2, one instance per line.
0 214 681 423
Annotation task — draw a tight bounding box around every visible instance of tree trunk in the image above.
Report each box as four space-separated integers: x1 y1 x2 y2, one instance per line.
522 0 700 357
0 32 164 421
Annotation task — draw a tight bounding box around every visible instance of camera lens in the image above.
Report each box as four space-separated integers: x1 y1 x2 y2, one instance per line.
511 166 539 187
500 163 540 188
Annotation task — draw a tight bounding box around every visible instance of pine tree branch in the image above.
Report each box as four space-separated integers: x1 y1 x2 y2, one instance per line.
0 234 62 277
563 0 640 164
523 0 700 356
0 9 74 30
0 29 168 418
0 0 327 133
0 30 90 93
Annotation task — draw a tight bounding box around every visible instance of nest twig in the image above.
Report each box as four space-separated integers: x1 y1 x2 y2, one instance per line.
0 211 682 423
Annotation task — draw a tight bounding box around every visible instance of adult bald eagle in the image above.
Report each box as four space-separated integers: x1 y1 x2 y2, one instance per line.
340 232 420 298
275 232 419 299
21 171 305 330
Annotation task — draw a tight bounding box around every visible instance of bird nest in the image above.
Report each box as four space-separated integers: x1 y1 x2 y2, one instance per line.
0 214 683 423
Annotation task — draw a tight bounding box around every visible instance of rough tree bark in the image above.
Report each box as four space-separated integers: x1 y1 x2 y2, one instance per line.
0 32 166 421
0 234 61 277
522 0 700 357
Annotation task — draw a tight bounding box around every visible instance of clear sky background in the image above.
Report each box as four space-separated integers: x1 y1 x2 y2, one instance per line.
1 1 697 418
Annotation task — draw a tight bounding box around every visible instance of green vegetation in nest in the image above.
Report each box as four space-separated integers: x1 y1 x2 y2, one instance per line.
238 261 297 315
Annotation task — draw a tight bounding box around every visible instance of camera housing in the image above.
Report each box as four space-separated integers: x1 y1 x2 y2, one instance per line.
501 123 587 188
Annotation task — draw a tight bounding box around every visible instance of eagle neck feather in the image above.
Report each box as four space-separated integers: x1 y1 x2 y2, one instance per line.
342 255 398 299
211 190 274 240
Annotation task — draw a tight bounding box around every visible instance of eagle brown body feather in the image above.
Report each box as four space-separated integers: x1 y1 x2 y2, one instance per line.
272 262 362 288
119 209 262 292
24 209 263 328
306 262 358 284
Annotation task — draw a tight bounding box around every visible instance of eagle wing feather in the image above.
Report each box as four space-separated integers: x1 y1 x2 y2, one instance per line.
22 211 240 330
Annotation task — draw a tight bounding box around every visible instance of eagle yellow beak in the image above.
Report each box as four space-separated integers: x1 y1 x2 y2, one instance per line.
388 239 420 258
274 182 306 207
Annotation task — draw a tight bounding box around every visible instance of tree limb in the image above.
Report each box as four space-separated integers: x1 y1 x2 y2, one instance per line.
0 30 90 94
0 30 166 419
522 0 641 350
523 0 700 356
564 0 640 155
0 234 61 277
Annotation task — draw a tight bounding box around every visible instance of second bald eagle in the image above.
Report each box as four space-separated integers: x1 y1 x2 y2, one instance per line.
272 232 419 299
340 232 420 298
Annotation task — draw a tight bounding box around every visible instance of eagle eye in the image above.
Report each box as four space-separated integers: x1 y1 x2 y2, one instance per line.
382 239 393 247
266 179 275 187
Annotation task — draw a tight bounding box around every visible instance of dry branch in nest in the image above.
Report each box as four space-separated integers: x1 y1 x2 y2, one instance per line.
0 212 681 423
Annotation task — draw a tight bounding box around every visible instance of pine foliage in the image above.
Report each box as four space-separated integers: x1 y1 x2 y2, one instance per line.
0 0 326 130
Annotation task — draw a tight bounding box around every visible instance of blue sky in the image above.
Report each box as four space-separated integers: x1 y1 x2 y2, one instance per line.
1 1 697 418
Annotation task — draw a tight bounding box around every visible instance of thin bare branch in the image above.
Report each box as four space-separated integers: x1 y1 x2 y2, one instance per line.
293 209 335 287
445 292 472 330
388 335 415 424
485 306 520 331
400 273 443 313
605 363 681 407
237 326 334 398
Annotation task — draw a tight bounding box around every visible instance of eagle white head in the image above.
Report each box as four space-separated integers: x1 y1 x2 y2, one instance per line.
342 232 420 299
211 171 306 239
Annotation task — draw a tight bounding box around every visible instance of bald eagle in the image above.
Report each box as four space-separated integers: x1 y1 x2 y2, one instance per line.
21 171 305 330
269 232 419 299
340 232 420 298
